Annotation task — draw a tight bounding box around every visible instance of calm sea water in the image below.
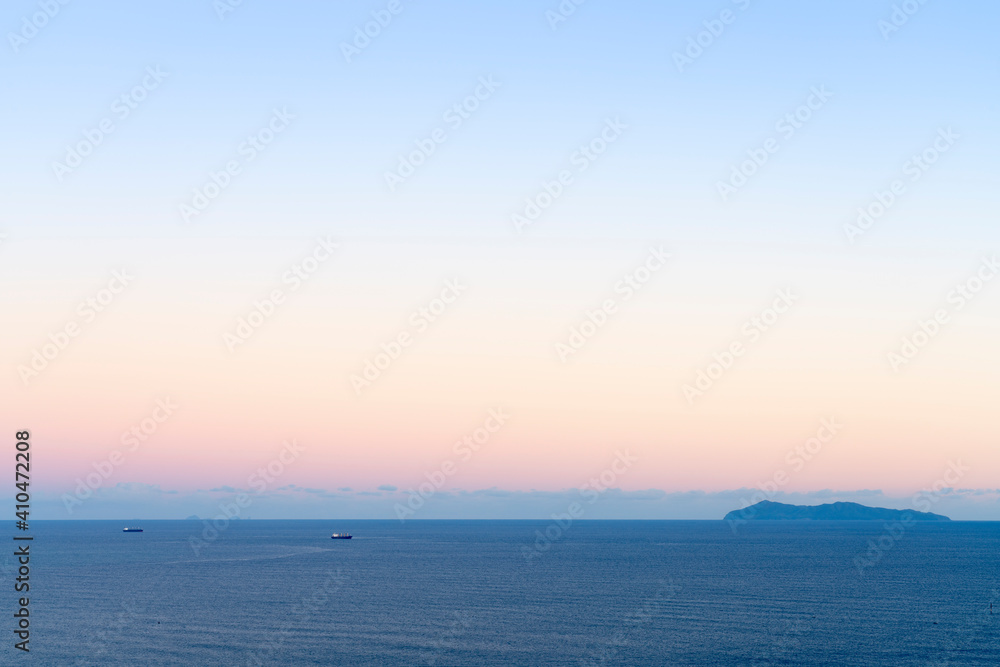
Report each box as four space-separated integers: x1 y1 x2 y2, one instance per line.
2 520 998 665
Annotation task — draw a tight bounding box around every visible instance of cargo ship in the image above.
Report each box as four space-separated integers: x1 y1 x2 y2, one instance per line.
330 532 352 539
123 527 143 532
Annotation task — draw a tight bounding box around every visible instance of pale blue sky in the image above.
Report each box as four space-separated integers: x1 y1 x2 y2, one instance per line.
3 1 998 519
3 0 996 246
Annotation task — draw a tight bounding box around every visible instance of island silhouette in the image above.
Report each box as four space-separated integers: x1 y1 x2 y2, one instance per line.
725 500 950 521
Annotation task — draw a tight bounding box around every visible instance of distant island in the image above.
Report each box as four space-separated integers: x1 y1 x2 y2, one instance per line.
725 500 950 522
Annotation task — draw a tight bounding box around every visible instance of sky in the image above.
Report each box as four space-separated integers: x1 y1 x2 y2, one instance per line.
1 0 998 520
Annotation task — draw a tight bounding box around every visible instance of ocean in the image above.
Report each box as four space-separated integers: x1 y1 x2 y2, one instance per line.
3 520 998 665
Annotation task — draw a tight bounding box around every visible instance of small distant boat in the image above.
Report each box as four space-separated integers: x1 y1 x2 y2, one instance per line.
122 527 143 533
331 532 352 539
